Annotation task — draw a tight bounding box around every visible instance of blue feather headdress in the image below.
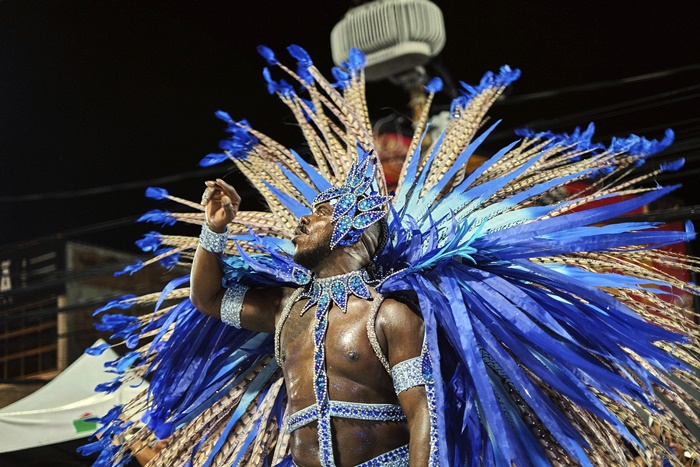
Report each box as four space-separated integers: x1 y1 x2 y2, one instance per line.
85 45 700 467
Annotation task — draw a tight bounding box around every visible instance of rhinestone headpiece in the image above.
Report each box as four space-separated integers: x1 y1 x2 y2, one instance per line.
312 148 390 249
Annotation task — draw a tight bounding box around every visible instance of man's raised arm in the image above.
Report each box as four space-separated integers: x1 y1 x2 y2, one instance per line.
189 178 281 334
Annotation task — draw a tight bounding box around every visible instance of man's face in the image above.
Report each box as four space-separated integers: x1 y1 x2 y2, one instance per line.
292 202 335 270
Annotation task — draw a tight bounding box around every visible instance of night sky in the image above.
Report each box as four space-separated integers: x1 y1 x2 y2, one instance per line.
1 0 699 254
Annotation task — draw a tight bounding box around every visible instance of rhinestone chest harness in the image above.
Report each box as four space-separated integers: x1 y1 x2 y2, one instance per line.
274 269 406 466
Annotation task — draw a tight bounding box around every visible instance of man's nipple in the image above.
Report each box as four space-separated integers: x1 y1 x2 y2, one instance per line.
346 349 360 362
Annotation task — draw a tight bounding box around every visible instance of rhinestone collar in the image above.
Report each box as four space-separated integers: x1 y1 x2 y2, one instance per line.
299 269 375 316
299 268 376 466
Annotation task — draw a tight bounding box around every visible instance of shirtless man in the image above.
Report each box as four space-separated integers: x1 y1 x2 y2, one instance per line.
189 177 431 467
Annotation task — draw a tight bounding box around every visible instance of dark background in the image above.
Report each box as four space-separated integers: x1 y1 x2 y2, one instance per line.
1 0 699 254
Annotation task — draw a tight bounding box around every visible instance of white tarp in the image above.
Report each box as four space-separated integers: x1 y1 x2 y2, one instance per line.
0 340 147 453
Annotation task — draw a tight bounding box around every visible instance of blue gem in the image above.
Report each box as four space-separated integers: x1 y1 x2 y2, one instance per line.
357 195 389 211
292 267 311 285
348 274 371 299
332 193 357 222
331 280 348 312
353 174 373 195
330 215 354 248
317 294 329 307
313 186 351 205
352 211 385 229
345 155 369 187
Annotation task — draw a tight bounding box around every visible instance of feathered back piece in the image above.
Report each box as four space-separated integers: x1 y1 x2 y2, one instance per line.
83 46 700 467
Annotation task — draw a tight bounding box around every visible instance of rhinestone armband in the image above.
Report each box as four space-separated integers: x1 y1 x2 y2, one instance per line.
199 223 229 254
221 283 248 328
392 356 425 394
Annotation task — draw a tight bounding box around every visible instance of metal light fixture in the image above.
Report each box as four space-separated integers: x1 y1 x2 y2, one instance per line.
330 0 446 82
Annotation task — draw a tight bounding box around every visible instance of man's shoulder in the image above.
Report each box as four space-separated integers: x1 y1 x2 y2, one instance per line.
375 292 423 334
374 292 425 361
377 291 421 317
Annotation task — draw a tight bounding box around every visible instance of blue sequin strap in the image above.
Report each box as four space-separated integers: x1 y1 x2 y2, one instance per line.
311 289 334 465
220 283 248 328
291 444 408 467
392 356 426 394
355 444 409 467
275 288 303 362
285 401 406 433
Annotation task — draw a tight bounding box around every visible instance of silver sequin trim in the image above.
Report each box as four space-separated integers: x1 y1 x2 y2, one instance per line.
392 356 425 394
285 400 406 433
275 288 303 363
220 283 248 328
366 294 392 375
292 444 409 467
198 224 228 253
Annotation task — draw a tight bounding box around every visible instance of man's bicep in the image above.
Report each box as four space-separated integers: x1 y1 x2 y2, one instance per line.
238 286 284 333
379 299 432 465
379 299 425 367
397 374 431 466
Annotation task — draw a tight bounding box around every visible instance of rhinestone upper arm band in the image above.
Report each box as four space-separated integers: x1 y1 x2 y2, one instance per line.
220 283 248 328
392 355 426 395
199 223 229 254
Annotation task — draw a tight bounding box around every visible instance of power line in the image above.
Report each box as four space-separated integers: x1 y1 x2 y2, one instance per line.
1 291 168 322
486 84 700 144
498 63 700 105
0 166 228 203
0 215 141 251
5 66 699 205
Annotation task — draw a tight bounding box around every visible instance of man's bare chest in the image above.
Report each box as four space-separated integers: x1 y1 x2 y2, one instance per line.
278 300 366 360
275 296 389 386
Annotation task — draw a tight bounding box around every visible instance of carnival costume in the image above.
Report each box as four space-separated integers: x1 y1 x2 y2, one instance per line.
80 45 700 466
